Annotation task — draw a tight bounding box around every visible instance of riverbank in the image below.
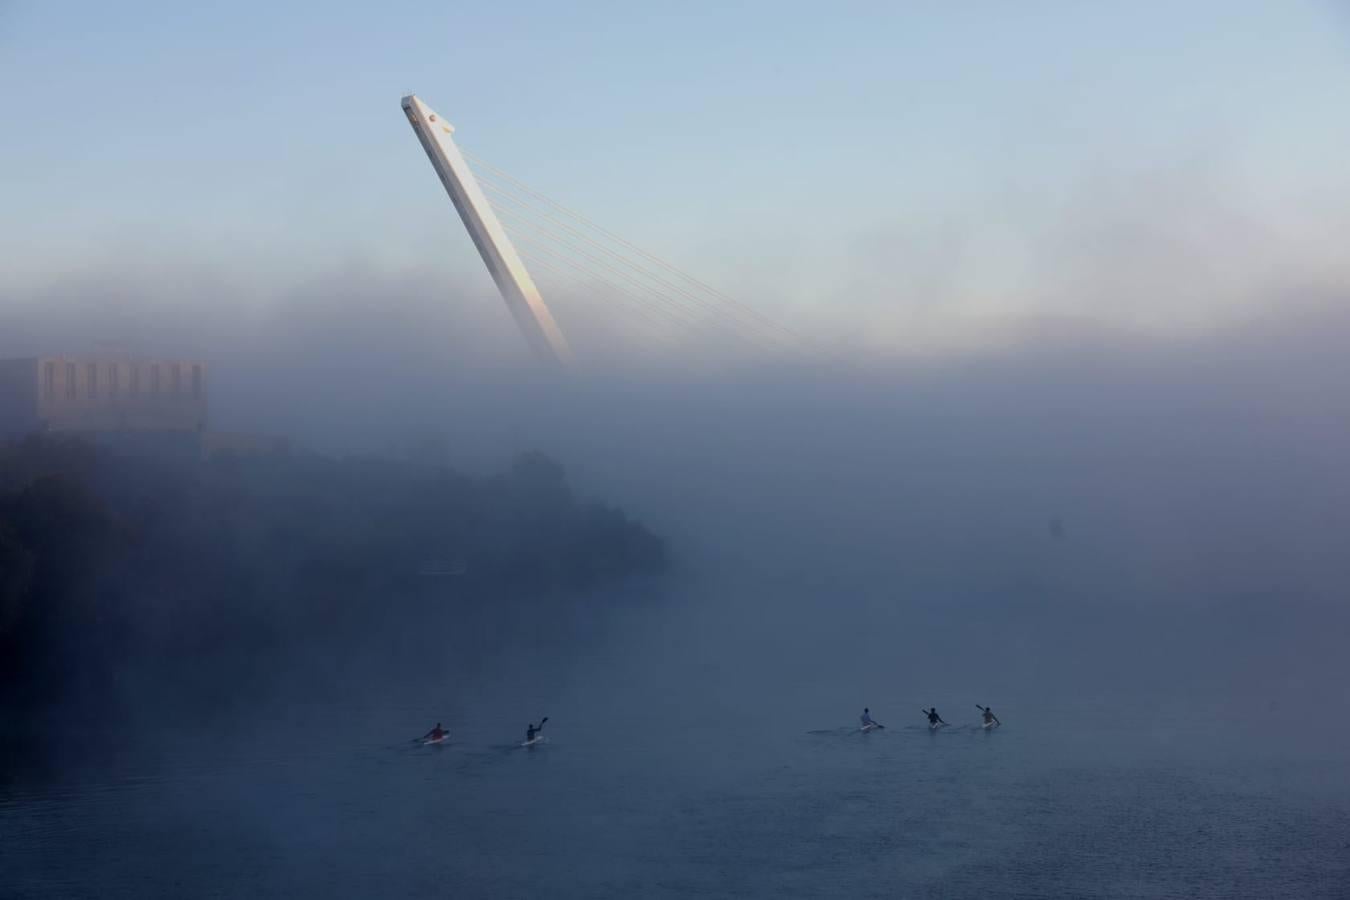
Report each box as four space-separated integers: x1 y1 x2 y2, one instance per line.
0 434 666 725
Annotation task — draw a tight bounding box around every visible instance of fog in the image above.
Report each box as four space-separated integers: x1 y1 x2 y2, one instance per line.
5 264 1349 676
4 262 1350 896
5 0 1350 888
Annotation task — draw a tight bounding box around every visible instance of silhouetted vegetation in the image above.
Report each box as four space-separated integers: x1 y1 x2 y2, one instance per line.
0 434 665 717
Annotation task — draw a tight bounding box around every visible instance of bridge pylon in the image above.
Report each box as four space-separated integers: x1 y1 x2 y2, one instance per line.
402 94 573 366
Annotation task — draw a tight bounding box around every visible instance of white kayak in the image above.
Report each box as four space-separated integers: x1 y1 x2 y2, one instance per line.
982 720 999 730
860 723 881 733
421 735 450 745
521 736 546 748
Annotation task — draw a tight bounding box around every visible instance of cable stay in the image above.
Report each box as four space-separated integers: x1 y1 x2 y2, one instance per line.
515 254 739 371
513 246 695 354
490 202 778 358
481 180 789 355
510 234 705 342
476 176 799 353
462 149 813 343
512 241 758 367
460 148 840 365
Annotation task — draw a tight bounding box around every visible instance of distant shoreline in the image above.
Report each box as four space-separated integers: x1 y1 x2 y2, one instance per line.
0 434 667 725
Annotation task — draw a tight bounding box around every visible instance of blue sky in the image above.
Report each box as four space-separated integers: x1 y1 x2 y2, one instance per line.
3 1 1348 353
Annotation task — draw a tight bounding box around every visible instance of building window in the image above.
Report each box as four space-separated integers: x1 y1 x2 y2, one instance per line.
86 363 98 399
65 362 76 399
171 364 182 394
44 362 55 399
131 365 141 396
191 364 203 398
151 364 161 394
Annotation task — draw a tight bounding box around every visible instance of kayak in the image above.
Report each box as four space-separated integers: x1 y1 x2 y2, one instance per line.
860 723 880 733
982 720 999 730
421 735 450 745
521 736 546 748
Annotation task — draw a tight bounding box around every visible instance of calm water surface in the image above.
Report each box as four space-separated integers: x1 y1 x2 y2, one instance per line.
4 578 1348 898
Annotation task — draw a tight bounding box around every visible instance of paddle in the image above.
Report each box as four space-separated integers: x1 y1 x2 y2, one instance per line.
524 716 549 744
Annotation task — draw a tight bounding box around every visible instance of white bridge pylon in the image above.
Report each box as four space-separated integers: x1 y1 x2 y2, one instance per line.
401 94 573 366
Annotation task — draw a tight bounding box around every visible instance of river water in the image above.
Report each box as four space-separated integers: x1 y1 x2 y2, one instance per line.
3 572 1349 898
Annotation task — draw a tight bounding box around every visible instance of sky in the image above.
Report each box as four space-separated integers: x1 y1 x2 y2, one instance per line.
2 1 1349 358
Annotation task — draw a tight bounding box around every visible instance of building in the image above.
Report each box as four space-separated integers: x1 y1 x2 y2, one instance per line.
0 355 207 442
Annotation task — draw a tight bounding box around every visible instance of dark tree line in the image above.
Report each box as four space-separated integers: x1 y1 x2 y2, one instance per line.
0 435 665 715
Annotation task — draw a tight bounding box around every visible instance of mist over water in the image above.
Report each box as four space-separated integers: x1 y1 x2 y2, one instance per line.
3 566 1348 897
4 278 1350 896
